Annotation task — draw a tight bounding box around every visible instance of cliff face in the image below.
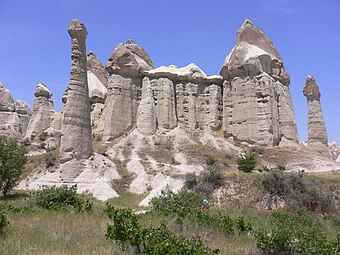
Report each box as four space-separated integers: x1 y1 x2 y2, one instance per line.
220 19 298 146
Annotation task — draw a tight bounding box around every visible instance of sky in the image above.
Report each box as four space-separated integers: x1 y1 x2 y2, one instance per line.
0 0 339 143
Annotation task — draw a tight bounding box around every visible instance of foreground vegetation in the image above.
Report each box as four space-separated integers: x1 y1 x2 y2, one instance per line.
1 174 340 255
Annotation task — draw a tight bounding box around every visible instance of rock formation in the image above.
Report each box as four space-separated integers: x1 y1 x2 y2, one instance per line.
0 82 31 138
303 75 330 157
142 64 223 134
15 100 31 134
0 82 22 137
60 19 93 163
86 51 108 135
97 40 154 140
220 18 298 146
25 82 55 139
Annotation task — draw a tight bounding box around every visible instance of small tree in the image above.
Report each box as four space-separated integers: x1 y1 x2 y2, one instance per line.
237 153 256 173
0 137 27 198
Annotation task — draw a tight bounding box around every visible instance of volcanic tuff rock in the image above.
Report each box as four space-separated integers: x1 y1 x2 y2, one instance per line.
97 40 154 140
25 83 55 139
0 82 25 137
15 100 31 134
87 51 108 87
59 19 93 167
220 18 298 146
303 75 330 157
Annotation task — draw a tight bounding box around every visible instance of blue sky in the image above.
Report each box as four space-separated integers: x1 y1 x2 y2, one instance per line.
0 0 339 143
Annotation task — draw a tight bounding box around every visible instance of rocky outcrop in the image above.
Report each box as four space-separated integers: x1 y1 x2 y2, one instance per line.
137 77 157 135
15 100 31 135
98 40 154 140
87 51 108 87
25 82 55 139
220 18 298 146
303 75 330 157
0 82 23 137
60 19 93 164
143 64 223 133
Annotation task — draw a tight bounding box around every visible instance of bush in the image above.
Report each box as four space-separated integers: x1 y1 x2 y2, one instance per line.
0 137 27 198
261 170 334 213
0 212 9 234
205 155 217 166
105 205 219 254
237 153 256 173
151 191 253 235
194 182 215 198
255 211 340 255
38 131 48 141
33 185 92 213
45 152 57 167
202 165 225 189
184 172 197 190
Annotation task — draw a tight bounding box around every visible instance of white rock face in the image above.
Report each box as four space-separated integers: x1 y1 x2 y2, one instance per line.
25 83 55 139
60 19 93 165
0 83 31 138
220 18 298 145
137 77 157 135
303 75 330 157
98 40 154 141
87 71 107 104
98 74 140 140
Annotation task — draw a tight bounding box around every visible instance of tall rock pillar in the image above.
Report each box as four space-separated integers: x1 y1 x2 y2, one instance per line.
60 19 93 163
303 75 330 157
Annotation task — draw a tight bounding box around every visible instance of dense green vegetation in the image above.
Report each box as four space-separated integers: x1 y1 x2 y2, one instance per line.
0 137 26 198
237 153 257 173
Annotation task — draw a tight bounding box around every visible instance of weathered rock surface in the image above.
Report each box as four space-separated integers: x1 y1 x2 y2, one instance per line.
98 40 154 140
220 18 298 145
25 83 55 139
303 75 330 157
15 100 31 134
60 19 93 166
0 83 29 137
143 64 223 132
87 71 107 104
0 82 15 112
137 77 157 135
106 39 154 77
87 51 108 87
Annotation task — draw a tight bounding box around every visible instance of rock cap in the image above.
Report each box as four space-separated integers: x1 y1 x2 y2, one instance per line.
145 63 223 84
106 40 154 76
68 19 88 40
0 82 15 112
15 100 31 115
34 82 52 98
303 75 320 100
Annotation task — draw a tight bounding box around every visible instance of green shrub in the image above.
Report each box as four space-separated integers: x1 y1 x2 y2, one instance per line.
105 205 219 254
255 211 340 255
184 172 197 190
0 137 27 198
202 165 225 189
0 212 9 234
33 185 92 213
237 153 256 173
151 191 252 235
44 152 57 167
38 131 48 141
205 155 217 166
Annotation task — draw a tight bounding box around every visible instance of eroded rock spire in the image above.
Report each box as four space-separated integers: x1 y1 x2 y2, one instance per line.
303 75 330 157
60 19 93 163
